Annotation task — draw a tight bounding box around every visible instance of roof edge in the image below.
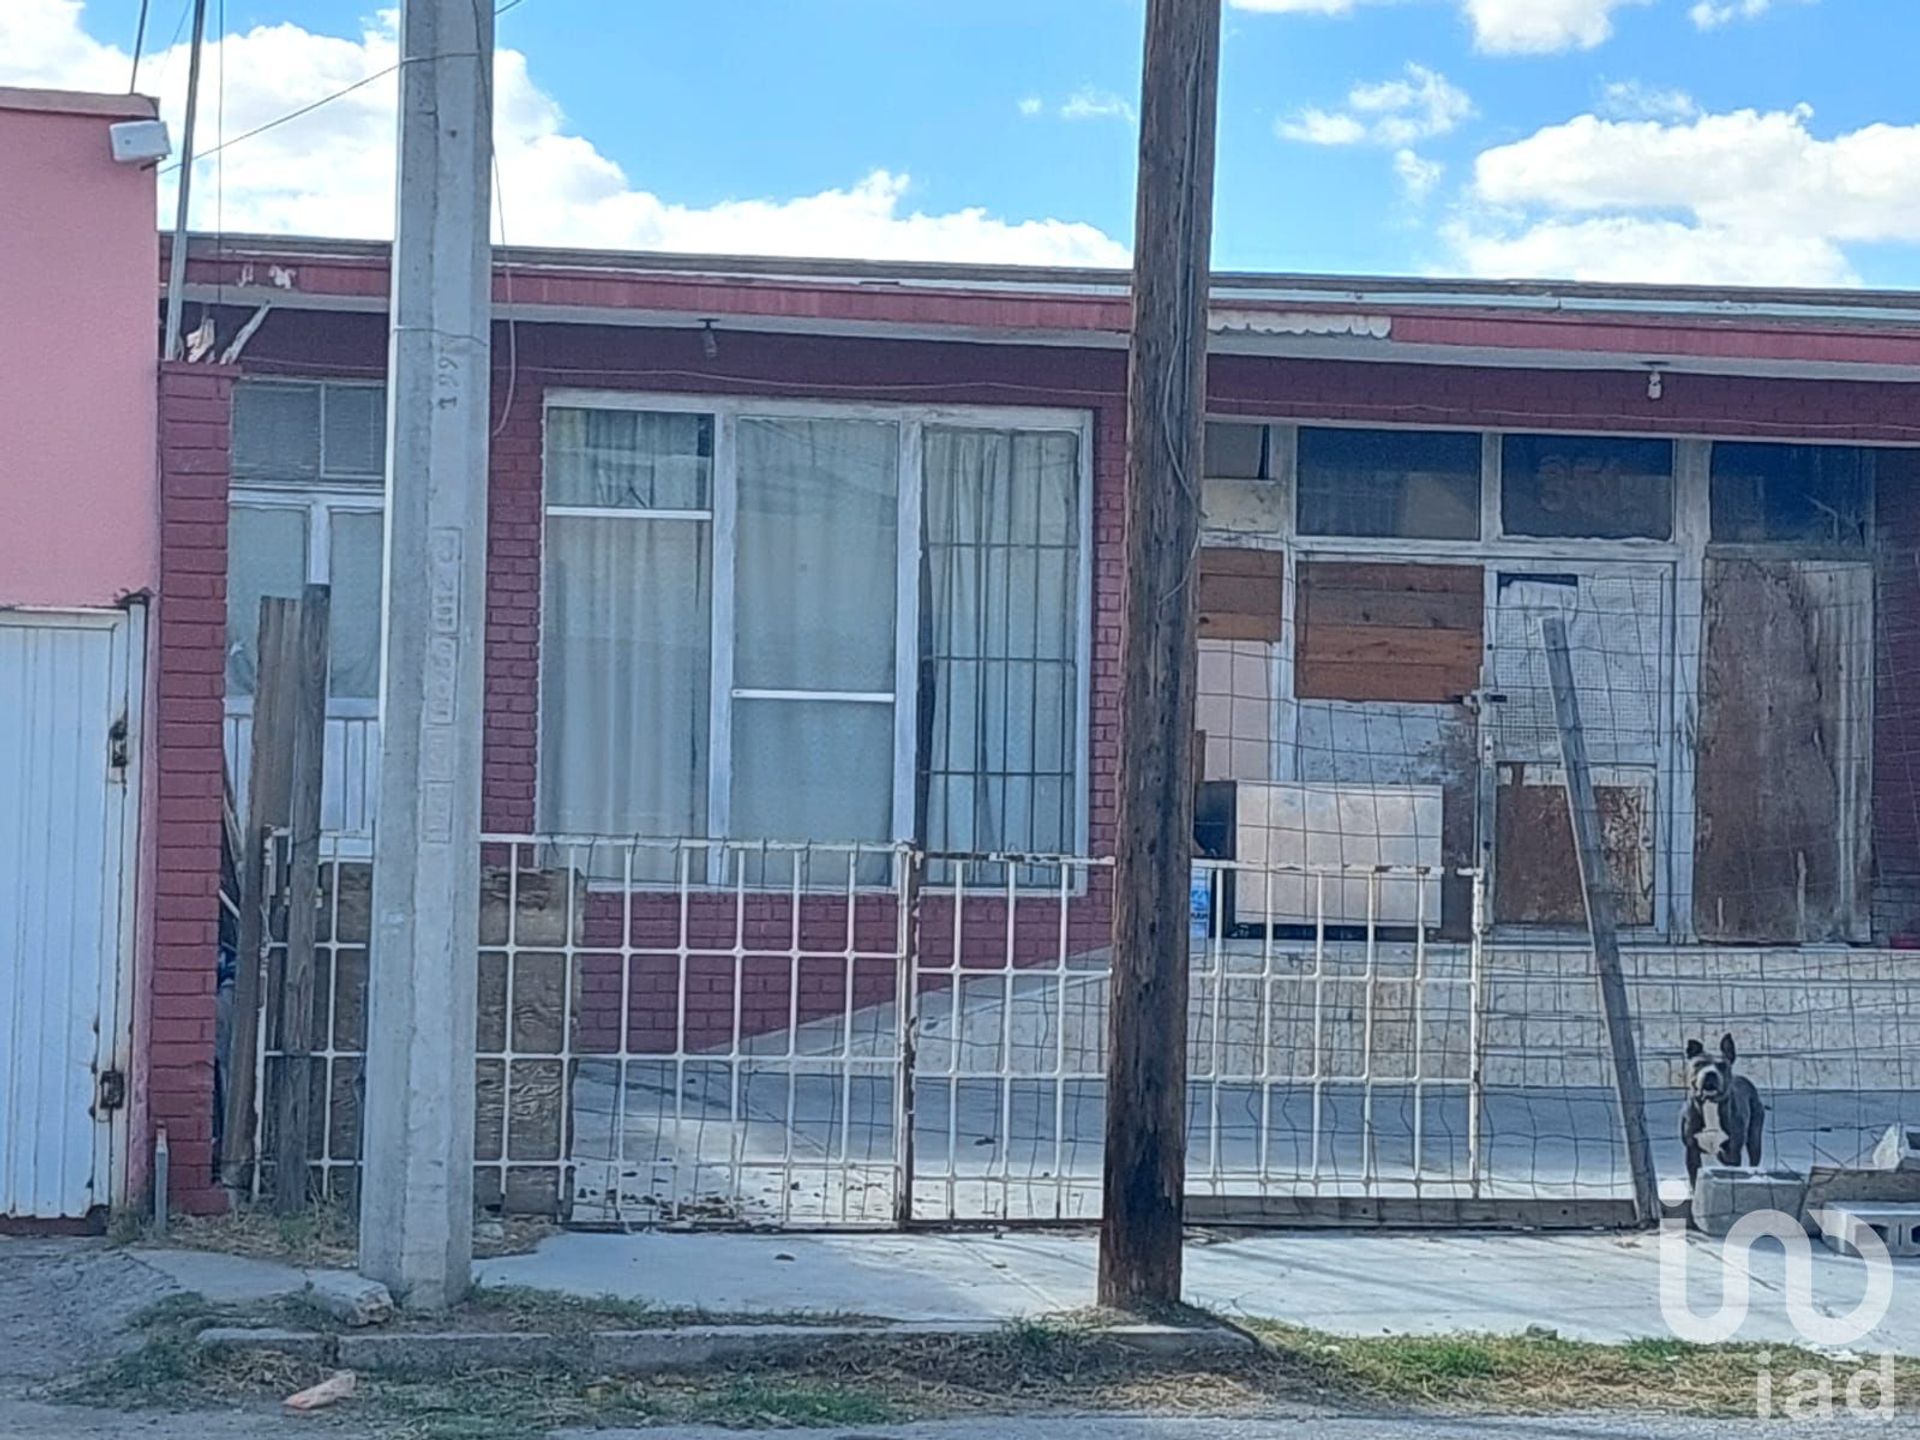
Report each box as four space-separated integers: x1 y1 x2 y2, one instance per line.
170 230 1920 318
1 86 158 120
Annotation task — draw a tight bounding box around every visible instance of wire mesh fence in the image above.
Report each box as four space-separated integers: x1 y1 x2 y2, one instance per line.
248 827 1920 1229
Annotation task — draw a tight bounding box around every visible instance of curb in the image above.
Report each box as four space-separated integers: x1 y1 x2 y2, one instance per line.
196 1326 336 1363
196 1320 1257 1378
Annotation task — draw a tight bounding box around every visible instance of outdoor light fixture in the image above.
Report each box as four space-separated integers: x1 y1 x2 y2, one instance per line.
109 118 171 165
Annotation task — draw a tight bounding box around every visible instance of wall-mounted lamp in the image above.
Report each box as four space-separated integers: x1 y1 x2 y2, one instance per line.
1645 364 1666 402
700 320 719 360
109 118 172 166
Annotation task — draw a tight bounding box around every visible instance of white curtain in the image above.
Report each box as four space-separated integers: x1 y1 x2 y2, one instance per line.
540 515 710 841
730 417 899 851
539 408 714 851
546 408 711 510
922 428 1079 857
326 510 383 699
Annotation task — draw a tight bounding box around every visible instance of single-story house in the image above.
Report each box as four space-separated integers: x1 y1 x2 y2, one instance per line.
131 231 1920 1218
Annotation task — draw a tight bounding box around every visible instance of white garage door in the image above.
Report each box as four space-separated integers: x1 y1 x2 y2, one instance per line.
0 611 137 1220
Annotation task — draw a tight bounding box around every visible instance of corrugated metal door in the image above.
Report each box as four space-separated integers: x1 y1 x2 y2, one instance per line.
0 611 135 1219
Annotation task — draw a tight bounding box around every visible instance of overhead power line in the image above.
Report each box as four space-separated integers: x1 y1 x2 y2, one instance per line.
157 0 533 177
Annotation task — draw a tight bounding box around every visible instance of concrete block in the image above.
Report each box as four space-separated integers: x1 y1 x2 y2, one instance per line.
334 1331 572 1375
303 1271 395 1327
1872 1123 1920 1173
1692 1167 1810 1238
1814 1202 1920 1260
197 1327 336 1363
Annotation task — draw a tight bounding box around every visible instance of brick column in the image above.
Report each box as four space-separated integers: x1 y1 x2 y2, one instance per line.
146 359 237 1214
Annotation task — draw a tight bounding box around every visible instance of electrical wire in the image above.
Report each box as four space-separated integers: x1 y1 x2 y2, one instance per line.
157 64 398 176
129 0 153 92
159 0 535 178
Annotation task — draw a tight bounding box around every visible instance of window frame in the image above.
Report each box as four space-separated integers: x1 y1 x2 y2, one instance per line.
230 377 389 486
539 390 1096 865
224 490 386 718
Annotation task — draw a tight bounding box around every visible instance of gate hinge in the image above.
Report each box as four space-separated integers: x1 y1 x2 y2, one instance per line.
98 1069 127 1112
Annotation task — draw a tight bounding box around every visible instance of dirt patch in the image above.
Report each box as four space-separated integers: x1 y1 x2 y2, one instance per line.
0 1239 176 1387
1244 1321 1920 1415
60 1300 1920 1439
117 1205 555 1269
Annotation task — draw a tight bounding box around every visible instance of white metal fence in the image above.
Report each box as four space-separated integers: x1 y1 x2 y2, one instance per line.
260 834 1506 1226
247 830 1920 1228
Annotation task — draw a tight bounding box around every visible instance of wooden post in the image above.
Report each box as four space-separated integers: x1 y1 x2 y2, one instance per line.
220 597 299 1197
1099 0 1222 1311
1541 615 1661 1226
273 586 331 1213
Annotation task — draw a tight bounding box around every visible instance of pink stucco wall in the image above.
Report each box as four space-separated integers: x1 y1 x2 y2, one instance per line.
0 88 159 607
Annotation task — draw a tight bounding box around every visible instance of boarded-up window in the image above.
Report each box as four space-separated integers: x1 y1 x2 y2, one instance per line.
1295 562 1483 704
1197 546 1283 642
1297 427 1481 541
1694 557 1872 943
1710 442 1871 548
1494 763 1655 926
1203 423 1284 534
1204 422 1272 480
1502 435 1673 541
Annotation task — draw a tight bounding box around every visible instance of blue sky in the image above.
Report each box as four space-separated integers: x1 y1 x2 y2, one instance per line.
10 0 1920 286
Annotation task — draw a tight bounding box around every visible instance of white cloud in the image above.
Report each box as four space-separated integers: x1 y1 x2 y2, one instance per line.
1598 81 1698 121
1277 109 1369 145
1017 96 1043 117
1 0 1129 267
1234 0 1654 53
1058 87 1135 124
1444 216 1854 286
1393 149 1444 202
1462 0 1651 54
1690 0 1770 27
1278 64 1471 147
1448 102 1920 285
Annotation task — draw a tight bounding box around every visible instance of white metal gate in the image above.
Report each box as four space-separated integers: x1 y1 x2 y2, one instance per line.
0 610 138 1220
287 836 1504 1229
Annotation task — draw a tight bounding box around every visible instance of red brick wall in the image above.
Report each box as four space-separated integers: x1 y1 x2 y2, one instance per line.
146 360 235 1215
468 326 1128 1049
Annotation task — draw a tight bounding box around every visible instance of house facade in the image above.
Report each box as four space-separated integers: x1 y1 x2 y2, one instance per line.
0 88 160 1224
144 234 1920 1217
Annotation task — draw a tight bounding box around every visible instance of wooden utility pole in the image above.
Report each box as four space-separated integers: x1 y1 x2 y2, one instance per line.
273 585 330 1212
220 597 298 1197
1542 616 1660 1226
1100 0 1222 1311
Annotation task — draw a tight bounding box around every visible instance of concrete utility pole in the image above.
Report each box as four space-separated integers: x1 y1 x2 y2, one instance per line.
1099 0 1222 1311
359 0 493 1309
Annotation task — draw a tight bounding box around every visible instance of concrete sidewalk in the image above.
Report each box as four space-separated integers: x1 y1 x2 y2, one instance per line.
479 1227 1920 1352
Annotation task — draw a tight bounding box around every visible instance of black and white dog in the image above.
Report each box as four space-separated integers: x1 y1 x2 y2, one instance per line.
1681 1033 1766 1189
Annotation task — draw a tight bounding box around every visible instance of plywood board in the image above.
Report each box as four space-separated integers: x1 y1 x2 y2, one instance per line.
1197 546 1284 642
1695 557 1873 942
1297 561 1483 704
1494 763 1655 926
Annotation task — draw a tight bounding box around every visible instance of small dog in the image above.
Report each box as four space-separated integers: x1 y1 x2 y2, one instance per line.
1681 1033 1766 1189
